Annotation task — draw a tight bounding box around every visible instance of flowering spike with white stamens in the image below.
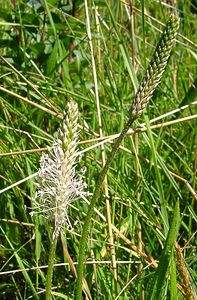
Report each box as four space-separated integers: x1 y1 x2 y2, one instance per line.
31 100 87 238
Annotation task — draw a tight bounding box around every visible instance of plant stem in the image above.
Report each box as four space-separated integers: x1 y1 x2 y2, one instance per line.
45 234 58 300
75 118 134 300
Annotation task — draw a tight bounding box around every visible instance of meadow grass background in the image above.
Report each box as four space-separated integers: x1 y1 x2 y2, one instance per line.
0 0 196 299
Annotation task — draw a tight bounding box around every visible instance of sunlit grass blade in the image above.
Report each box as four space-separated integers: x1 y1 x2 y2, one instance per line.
150 201 180 300
0 226 39 299
104 0 138 92
144 115 169 233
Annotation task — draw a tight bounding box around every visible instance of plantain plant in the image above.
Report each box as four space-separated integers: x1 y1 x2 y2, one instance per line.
75 12 179 300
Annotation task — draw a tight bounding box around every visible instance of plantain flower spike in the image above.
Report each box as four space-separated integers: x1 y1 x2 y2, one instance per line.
130 13 179 117
31 100 87 238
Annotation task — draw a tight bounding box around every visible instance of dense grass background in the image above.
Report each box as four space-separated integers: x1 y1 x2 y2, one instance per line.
0 0 196 299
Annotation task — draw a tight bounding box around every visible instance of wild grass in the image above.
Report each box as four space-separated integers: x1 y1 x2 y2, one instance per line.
0 1 196 299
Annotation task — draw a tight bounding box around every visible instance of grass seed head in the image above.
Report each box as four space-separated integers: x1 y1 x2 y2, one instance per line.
130 13 179 118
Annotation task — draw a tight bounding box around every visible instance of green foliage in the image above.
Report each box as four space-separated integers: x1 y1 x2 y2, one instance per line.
0 0 196 299
149 201 180 299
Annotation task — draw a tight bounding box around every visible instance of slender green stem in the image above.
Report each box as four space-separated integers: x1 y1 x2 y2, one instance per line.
45 234 58 300
75 118 134 300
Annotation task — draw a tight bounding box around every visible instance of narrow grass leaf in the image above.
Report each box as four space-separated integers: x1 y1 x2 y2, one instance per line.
104 0 138 92
43 0 57 38
144 114 169 233
150 200 180 300
178 77 197 107
46 40 58 75
58 41 73 90
170 248 178 300
0 226 39 299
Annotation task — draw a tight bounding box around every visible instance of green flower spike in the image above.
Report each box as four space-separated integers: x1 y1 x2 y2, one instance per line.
130 13 179 117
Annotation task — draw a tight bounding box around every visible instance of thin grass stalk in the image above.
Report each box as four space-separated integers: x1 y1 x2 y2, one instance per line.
191 128 197 224
80 187 158 267
75 13 179 299
86 0 118 292
61 234 92 299
135 132 144 299
0 86 61 119
129 0 136 67
144 115 169 233
95 5 102 75
0 56 58 111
